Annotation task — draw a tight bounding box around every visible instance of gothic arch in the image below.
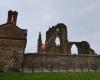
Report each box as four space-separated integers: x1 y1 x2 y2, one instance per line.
71 44 78 54
68 42 80 54
68 41 94 55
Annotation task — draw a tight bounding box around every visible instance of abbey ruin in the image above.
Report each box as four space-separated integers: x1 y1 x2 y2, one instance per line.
0 10 100 72
37 23 95 55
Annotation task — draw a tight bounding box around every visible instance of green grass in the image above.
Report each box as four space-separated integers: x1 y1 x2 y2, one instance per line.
0 72 100 80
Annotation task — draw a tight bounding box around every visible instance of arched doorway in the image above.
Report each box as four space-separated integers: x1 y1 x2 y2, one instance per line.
71 44 78 55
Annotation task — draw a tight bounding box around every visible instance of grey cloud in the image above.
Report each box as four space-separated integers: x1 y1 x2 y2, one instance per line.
0 0 100 54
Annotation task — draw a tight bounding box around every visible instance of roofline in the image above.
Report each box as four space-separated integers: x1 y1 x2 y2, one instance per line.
0 22 27 35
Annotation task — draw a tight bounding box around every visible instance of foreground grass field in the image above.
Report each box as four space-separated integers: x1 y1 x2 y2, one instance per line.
0 72 100 80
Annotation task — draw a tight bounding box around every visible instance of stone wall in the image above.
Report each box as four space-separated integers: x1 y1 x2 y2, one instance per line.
23 53 100 71
0 38 26 71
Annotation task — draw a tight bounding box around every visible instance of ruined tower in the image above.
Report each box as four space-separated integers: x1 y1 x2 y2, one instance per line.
37 32 42 53
45 23 69 54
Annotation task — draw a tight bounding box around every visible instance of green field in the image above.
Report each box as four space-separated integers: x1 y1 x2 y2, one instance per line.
0 72 100 80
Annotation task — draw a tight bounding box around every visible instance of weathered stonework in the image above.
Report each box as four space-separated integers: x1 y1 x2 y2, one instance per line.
0 10 27 71
24 53 100 71
45 23 68 54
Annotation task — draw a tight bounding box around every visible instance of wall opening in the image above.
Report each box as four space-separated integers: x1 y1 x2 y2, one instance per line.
71 44 78 55
55 36 60 46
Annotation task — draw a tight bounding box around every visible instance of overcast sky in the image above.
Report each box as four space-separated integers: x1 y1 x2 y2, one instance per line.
0 0 100 54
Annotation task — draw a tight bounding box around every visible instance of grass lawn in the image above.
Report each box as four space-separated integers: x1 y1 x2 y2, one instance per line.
0 72 100 80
